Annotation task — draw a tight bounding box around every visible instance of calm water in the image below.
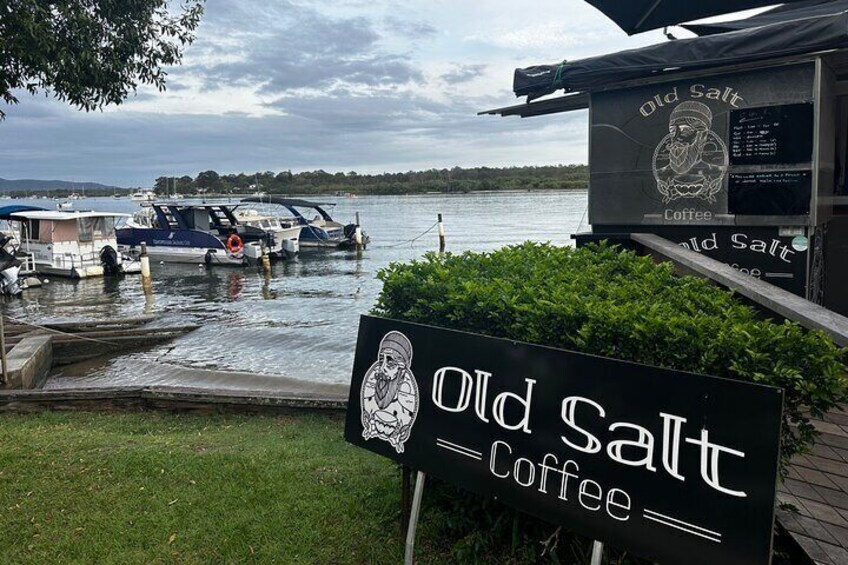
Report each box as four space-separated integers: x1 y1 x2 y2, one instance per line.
1 190 587 392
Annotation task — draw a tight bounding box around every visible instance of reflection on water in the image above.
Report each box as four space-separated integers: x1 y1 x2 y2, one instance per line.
1 190 587 391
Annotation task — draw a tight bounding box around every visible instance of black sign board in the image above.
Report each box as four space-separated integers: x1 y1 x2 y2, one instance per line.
589 62 815 226
729 171 812 216
729 104 814 166
345 316 784 565
593 225 811 296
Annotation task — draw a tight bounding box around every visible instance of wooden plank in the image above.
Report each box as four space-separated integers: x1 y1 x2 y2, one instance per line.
631 233 848 347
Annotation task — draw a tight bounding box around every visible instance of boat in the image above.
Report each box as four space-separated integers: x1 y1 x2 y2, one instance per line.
241 196 368 249
117 203 274 266
234 209 301 258
0 205 44 294
56 200 72 210
8 210 141 278
130 190 156 202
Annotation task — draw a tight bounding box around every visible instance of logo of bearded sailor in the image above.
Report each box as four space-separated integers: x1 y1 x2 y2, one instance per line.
653 101 728 203
360 331 419 453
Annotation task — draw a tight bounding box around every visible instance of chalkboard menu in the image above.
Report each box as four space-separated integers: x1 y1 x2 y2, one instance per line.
729 170 811 215
729 103 814 165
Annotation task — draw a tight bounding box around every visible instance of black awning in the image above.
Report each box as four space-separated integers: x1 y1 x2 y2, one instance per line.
584 0 812 35
683 0 846 35
514 9 848 99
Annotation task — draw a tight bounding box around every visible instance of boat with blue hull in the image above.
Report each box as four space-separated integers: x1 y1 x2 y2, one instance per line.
241 196 368 249
117 203 276 266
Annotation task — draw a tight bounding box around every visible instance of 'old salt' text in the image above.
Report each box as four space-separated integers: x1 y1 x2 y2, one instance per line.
431 366 748 503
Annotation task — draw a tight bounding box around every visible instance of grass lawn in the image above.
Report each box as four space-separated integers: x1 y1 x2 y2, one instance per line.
0 411 417 564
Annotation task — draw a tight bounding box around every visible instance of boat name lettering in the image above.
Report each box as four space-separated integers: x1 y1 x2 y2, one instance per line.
151 239 191 247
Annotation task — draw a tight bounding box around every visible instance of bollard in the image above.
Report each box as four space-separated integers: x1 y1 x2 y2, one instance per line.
355 212 363 254
140 242 152 293
260 240 272 275
438 213 445 252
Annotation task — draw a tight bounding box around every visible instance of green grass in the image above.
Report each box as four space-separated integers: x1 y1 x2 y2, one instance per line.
0 411 412 564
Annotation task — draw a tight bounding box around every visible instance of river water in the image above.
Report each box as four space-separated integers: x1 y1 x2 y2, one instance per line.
1 190 587 392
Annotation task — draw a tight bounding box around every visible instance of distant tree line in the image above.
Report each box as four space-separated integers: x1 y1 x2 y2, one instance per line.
153 165 589 195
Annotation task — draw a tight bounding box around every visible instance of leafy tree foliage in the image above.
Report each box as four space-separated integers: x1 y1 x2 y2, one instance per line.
0 0 204 118
156 165 590 194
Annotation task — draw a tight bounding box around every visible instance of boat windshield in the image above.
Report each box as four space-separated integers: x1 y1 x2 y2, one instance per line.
78 217 116 242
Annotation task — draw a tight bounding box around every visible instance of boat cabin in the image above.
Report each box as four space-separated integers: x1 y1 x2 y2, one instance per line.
10 210 135 278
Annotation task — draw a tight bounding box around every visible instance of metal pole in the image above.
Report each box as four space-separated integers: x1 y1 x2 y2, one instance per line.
590 540 604 565
404 471 426 565
437 214 445 252
0 314 7 385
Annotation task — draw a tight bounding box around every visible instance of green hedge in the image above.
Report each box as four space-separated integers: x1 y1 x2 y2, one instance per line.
374 242 846 562
374 242 846 472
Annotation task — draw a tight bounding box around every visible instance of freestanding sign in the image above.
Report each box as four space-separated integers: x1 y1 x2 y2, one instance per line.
345 316 784 565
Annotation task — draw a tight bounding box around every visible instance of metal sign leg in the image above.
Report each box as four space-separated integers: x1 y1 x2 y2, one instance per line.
590 540 604 565
404 471 426 565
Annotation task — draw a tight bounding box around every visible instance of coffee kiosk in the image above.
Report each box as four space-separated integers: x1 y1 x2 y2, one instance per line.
485 3 848 315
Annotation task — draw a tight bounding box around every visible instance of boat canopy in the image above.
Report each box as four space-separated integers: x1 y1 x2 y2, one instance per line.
513 6 848 100
241 197 334 221
583 0 813 35
0 205 45 220
10 211 131 221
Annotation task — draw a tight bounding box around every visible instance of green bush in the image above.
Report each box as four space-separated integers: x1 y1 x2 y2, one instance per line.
374 242 846 561
375 241 846 466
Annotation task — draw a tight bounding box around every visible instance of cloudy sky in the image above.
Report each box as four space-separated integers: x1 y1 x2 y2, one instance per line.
3 0 740 187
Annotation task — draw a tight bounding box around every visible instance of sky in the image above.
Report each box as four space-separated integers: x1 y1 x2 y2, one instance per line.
1 0 764 187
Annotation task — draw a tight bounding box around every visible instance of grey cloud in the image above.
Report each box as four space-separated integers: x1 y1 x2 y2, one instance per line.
384 16 437 39
182 1 424 94
0 91 587 186
441 64 487 84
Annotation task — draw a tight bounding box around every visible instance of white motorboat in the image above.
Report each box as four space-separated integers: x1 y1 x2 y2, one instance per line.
130 190 156 202
10 210 141 278
234 209 300 258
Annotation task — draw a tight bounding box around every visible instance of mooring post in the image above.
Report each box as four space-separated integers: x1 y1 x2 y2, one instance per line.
401 465 412 536
140 242 152 293
0 314 7 385
404 471 426 565
355 212 363 255
590 540 603 565
260 240 271 275
437 213 445 252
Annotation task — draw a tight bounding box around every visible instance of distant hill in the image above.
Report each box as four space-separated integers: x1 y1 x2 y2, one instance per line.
0 178 122 192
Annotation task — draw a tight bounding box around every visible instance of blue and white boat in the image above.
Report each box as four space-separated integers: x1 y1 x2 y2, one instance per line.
241 197 368 249
116 203 275 266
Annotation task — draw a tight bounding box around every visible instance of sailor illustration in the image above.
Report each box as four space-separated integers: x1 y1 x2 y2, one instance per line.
361 331 419 453
654 101 727 203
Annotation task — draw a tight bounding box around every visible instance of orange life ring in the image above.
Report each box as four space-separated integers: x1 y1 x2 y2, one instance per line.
226 233 244 254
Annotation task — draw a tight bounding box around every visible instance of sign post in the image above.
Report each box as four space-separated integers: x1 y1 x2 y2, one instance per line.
404 471 426 565
345 316 784 565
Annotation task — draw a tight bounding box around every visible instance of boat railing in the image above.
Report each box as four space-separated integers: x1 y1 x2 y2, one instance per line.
19 252 36 275
53 251 102 270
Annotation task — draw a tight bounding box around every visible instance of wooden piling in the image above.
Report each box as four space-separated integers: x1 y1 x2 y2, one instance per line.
355 212 363 254
438 213 445 252
140 242 152 293
260 240 272 275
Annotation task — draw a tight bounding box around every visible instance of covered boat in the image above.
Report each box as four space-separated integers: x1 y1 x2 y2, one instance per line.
117 203 275 266
9 210 140 278
241 197 368 249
